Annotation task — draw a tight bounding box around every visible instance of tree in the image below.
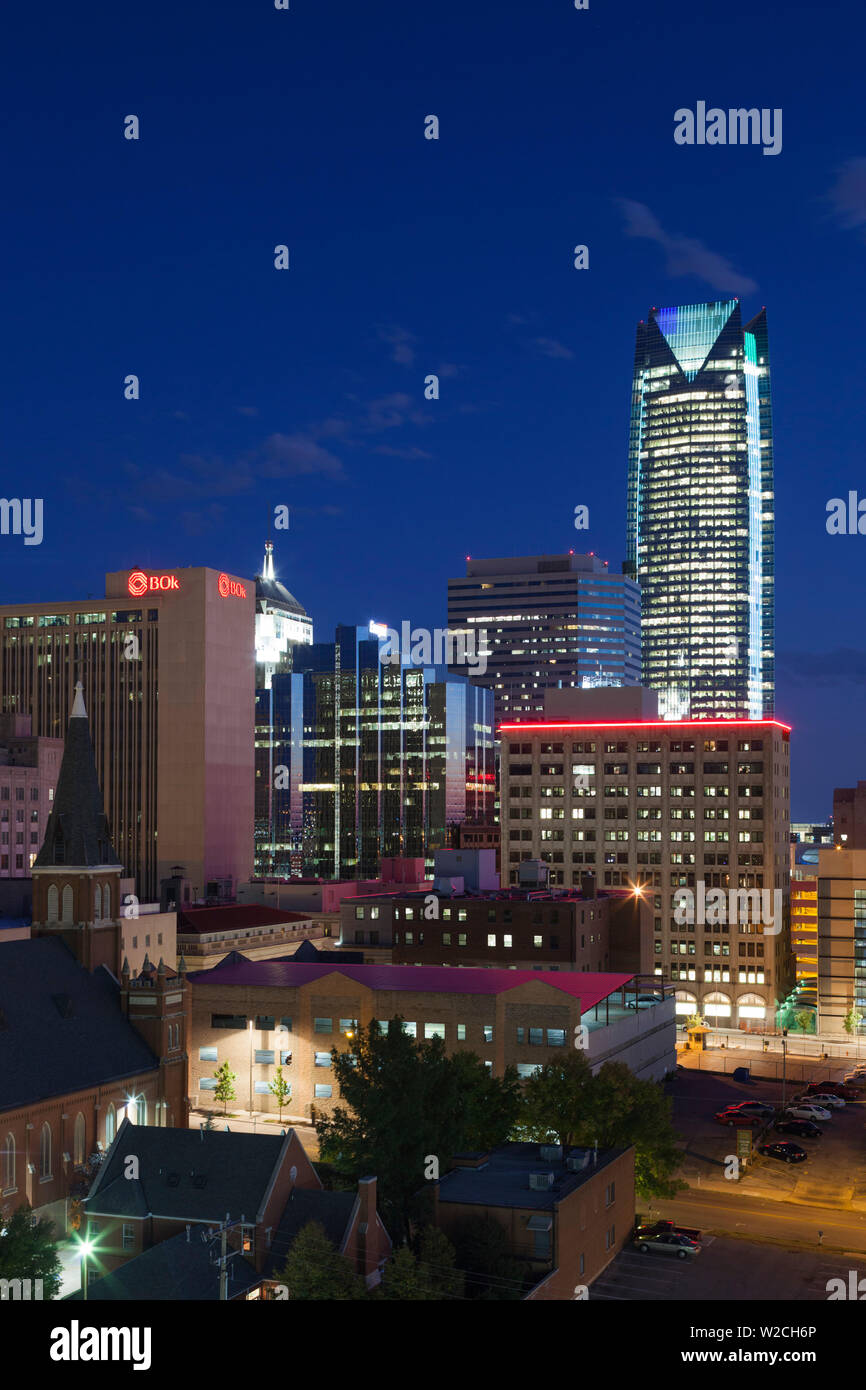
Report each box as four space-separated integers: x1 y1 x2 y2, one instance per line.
452 1215 529 1300
212 1061 237 1116
379 1245 428 1300
793 1009 816 1034
313 1018 517 1239
844 1006 863 1037
416 1225 464 1300
0 1202 62 1299
518 1051 594 1150
269 1065 291 1122
520 1056 683 1200
275 1220 366 1300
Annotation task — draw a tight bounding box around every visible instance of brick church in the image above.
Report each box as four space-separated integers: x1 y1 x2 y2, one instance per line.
0 684 189 1231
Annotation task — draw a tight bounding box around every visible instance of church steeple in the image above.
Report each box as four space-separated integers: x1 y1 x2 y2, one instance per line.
31 682 124 973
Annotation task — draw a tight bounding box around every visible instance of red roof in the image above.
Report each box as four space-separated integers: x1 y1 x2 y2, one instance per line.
190 960 635 1008
178 904 310 934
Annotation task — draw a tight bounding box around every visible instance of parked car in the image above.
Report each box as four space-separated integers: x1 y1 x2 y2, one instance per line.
806 1081 856 1099
635 1219 702 1243
799 1092 845 1109
774 1118 822 1137
715 1110 759 1127
626 995 661 1009
759 1140 807 1164
786 1103 831 1121
633 1231 701 1259
724 1100 775 1115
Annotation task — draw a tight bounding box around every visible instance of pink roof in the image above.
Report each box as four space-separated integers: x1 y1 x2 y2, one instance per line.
178 904 310 933
190 959 635 1009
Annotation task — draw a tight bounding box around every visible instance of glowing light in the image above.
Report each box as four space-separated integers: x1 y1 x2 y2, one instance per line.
128 570 179 596
218 573 247 599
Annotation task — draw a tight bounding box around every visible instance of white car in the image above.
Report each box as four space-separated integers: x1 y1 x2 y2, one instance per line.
807 1093 845 1109
786 1103 831 1121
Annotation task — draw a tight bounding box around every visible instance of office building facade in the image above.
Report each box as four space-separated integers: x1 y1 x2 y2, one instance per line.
0 566 255 900
626 300 774 720
447 554 640 726
257 625 495 879
499 698 792 1027
254 541 313 876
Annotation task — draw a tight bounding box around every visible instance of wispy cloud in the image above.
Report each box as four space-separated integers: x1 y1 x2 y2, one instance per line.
533 337 574 360
377 324 417 366
618 198 758 294
826 159 866 231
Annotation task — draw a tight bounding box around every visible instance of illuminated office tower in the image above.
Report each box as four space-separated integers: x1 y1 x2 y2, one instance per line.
626 301 774 720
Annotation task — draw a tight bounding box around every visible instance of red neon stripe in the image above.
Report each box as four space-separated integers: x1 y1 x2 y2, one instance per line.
498 719 792 732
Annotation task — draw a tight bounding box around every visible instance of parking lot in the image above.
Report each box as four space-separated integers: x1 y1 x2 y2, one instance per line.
591 1236 866 1302
667 1067 866 1207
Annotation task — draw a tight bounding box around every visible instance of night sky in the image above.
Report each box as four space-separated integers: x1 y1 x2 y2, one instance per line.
3 0 864 819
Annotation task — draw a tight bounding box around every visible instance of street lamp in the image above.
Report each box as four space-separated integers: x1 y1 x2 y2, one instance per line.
78 1237 95 1300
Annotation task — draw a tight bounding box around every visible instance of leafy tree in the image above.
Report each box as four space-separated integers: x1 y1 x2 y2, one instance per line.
269 1065 291 1122
212 1061 237 1116
452 1215 529 1301
793 1009 816 1034
685 1013 704 1031
416 1225 464 1300
0 1202 62 1298
313 1018 517 1239
520 1056 683 1199
379 1245 428 1300
844 1006 863 1037
518 1050 594 1150
275 1220 366 1300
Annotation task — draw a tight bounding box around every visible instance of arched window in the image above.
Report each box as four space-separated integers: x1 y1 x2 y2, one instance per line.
737 991 767 1022
39 1122 52 1179
674 989 698 1017
105 1102 116 1147
102 883 111 918
47 884 58 924
2 1133 15 1190
61 884 73 925
94 885 102 921
703 990 733 1019
73 1113 86 1167
135 1096 147 1127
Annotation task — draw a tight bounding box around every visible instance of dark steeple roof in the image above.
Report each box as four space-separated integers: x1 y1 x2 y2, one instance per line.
33 682 123 870
255 539 308 617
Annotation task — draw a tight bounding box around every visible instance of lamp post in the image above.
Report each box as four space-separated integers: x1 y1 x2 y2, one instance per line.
248 1020 254 1130
79 1237 94 1301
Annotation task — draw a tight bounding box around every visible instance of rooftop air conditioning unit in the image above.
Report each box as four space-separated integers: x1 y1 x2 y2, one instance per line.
529 1171 554 1191
539 1144 563 1162
566 1150 591 1172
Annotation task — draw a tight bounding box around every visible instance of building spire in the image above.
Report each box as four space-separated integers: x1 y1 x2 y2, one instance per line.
263 539 275 582
71 680 87 719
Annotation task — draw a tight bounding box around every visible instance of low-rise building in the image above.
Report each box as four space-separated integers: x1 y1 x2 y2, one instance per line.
188 959 676 1122
431 1142 634 1301
176 902 321 967
79 1120 391 1295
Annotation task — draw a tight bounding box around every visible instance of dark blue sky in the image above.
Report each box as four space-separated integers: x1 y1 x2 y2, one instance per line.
2 0 864 818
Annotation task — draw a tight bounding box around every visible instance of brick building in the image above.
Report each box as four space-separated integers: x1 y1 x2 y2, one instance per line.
431 1142 635 1301
188 959 676 1121
0 713 62 890
80 1121 391 1295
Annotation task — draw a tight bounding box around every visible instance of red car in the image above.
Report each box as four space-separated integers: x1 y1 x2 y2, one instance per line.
715 1110 758 1127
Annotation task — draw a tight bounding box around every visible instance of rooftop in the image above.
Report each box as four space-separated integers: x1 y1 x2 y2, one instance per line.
0 939 159 1112
500 718 791 732
189 959 635 1009
85 1121 290 1222
178 904 311 934
65 1227 261 1302
438 1142 628 1210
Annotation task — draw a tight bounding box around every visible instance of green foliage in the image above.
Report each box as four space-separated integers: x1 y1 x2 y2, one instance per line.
313 1018 519 1237
452 1215 529 1300
378 1229 465 1300
844 1006 863 1037
793 1009 816 1034
521 1056 683 1200
213 1061 237 1115
275 1220 367 1300
379 1245 428 1300
269 1065 291 1120
0 1202 62 1298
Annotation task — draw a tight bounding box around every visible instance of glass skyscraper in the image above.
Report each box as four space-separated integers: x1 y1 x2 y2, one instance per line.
626 300 774 720
256 624 495 879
